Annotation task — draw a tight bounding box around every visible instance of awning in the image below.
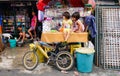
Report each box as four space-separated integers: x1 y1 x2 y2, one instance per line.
0 0 37 1
69 0 96 8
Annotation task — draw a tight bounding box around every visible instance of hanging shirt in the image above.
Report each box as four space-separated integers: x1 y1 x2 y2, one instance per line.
85 15 97 38
0 16 2 26
36 0 50 11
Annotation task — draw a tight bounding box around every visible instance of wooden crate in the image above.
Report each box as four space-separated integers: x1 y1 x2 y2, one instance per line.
41 32 88 43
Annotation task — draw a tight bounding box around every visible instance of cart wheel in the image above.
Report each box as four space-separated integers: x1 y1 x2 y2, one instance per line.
22 51 39 70
56 51 74 71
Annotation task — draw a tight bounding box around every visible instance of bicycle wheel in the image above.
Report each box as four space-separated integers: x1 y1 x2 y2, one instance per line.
22 51 39 70
56 51 74 71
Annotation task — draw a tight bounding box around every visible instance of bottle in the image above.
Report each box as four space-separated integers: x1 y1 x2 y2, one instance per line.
15 37 17 41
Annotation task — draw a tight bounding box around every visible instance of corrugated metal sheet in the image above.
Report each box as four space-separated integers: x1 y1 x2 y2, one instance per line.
96 6 120 70
96 0 119 5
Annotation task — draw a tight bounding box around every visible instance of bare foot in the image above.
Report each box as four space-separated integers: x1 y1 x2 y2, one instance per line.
61 70 68 74
74 71 79 76
30 38 33 40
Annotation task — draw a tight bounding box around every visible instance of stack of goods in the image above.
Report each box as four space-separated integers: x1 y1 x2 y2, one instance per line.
16 15 25 26
43 7 84 32
2 16 15 34
43 19 57 32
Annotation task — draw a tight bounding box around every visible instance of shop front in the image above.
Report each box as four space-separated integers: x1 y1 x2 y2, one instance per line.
0 0 37 37
0 0 96 72
0 0 120 71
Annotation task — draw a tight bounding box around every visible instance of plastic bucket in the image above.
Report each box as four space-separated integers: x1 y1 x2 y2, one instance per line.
76 52 94 73
70 43 81 55
9 39 16 48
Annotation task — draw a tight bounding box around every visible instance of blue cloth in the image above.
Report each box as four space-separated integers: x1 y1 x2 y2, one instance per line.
85 15 97 38
0 16 2 26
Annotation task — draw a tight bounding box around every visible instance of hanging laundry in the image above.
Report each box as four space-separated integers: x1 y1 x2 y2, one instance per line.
85 15 97 38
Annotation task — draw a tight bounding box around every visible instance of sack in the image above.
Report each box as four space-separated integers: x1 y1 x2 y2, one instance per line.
85 41 94 48
88 41 94 48
76 41 95 54
76 47 95 54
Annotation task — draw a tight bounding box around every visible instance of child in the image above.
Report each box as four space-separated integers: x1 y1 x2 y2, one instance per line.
60 12 72 41
17 25 26 43
71 12 85 32
28 11 37 40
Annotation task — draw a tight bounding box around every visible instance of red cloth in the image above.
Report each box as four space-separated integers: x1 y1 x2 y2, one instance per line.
69 0 96 9
0 26 2 34
88 0 96 9
36 0 50 11
70 0 84 7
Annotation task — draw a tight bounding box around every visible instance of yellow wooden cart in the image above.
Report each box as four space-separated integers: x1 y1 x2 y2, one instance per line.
41 32 88 55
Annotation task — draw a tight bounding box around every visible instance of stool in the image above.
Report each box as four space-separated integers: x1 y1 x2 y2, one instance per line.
70 43 81 55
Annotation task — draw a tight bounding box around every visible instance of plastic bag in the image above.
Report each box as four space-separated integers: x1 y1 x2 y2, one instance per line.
85 41 94 48
88 41 94 48
76 41 95 54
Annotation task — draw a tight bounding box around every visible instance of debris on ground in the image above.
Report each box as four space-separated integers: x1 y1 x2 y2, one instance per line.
0 56 13 69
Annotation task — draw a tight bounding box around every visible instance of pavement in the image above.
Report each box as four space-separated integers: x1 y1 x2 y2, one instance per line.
0 44 120 76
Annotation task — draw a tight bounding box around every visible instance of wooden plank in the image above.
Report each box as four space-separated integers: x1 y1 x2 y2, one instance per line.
41 32 88 43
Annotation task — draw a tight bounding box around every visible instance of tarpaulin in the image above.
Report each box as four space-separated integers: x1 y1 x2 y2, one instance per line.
69 0 96 9
0 16 2 34
0 26 2 34
37 0 96 11
36 0 51 11
69 0 84 7
0 16 2 26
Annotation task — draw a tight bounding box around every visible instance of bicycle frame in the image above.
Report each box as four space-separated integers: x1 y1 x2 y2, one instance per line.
23 41 75 71
29 41 54 59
